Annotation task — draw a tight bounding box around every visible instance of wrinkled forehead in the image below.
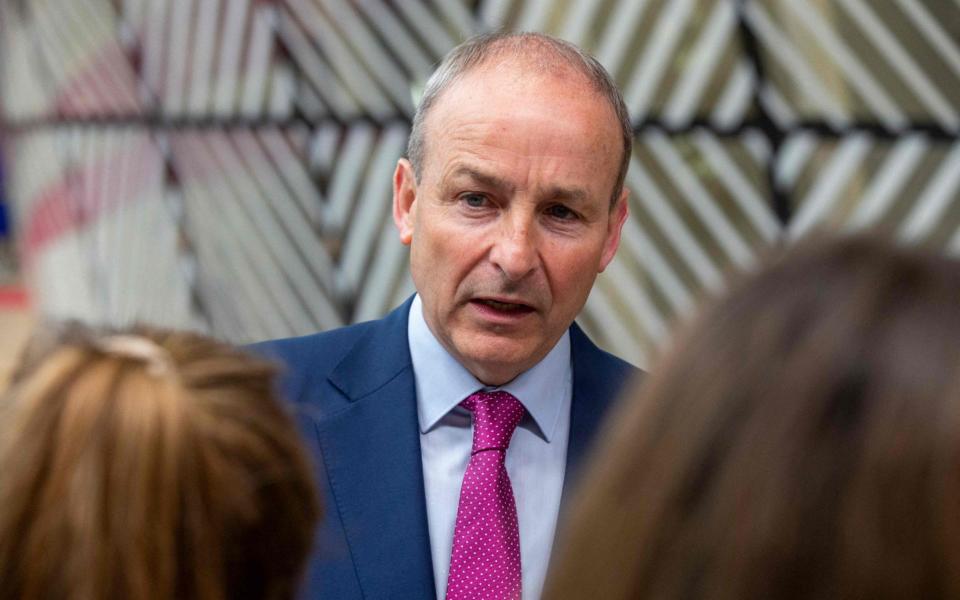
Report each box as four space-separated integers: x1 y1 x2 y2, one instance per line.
420 62 623 188
430 55 606 121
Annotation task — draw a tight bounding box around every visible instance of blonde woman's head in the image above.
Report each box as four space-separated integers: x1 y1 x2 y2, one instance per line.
0 325 320 600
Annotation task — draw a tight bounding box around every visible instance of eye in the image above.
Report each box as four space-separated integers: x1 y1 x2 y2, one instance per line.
460 193 490 208
545 204 578 221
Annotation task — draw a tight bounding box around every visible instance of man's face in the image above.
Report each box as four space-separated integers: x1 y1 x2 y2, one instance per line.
393 63 628 385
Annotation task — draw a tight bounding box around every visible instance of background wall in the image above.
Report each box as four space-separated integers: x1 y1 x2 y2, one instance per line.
1 0 958 368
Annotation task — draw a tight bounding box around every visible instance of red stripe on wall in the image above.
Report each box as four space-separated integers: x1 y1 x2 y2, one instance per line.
20 138 157 259
0 286 29 309
54 40 142 117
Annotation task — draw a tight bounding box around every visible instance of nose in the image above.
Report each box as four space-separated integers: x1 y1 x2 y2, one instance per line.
489 216 539 282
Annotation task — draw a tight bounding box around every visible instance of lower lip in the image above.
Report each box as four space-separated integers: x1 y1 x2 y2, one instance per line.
469 300 536 324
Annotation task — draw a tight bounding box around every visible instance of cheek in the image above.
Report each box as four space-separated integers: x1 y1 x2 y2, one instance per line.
431 226 488 273
412 228 480 295
546 250 602 304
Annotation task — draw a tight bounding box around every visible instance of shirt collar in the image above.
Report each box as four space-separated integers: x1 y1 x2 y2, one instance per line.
408 294 571 442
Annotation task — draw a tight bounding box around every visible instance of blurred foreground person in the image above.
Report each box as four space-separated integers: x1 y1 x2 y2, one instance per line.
545 236 960 600
0 326 320 600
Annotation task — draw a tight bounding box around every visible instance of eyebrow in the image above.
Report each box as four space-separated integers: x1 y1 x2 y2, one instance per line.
450 166 514 194
449 166 590 204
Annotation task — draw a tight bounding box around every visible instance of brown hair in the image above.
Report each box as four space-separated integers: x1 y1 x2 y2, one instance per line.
0 325 320 600
545 235 960 600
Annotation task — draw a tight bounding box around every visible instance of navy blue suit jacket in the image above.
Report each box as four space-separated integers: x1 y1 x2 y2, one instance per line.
253 297 639 599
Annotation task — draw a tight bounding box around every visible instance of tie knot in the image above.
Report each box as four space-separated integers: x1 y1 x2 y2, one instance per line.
461 391 525 453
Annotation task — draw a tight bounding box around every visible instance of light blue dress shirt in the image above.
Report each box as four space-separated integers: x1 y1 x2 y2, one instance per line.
408 294 572 600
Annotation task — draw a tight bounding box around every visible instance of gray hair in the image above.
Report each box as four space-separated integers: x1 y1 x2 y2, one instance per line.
406 31 633 206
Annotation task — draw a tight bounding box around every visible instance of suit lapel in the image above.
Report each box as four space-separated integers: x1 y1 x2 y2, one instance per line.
310 299 436 598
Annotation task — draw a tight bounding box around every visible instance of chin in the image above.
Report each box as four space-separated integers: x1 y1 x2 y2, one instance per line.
458 339 541 381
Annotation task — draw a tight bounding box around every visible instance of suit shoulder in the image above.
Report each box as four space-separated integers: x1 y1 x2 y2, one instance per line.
571 324 644 381
591 347 644 400
249 320 375 365
246 320 381 396
599 346 642 379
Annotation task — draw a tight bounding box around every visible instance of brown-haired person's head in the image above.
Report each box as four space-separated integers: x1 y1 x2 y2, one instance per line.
0 326 321 600
545 235 960 600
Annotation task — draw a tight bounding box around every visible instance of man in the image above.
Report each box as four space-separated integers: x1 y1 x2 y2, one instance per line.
257 31 640 599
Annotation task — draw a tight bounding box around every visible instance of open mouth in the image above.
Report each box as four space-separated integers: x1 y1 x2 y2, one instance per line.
472 298 535 314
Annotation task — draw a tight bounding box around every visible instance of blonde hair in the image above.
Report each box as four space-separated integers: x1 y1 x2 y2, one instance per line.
0 325 321 600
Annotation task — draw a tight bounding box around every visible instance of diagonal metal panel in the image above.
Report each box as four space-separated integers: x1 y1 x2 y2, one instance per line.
1 0 958 367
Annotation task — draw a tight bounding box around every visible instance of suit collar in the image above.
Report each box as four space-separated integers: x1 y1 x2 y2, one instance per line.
408 294 572 442
327 297 415 402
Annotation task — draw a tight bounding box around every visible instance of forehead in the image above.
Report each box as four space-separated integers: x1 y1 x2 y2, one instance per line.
421 63 622 193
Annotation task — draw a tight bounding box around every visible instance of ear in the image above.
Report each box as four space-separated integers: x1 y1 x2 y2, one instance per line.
598 187 629 272
393 158 417 245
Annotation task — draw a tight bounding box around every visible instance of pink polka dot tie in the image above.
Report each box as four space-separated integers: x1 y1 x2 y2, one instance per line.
445 391 525 600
